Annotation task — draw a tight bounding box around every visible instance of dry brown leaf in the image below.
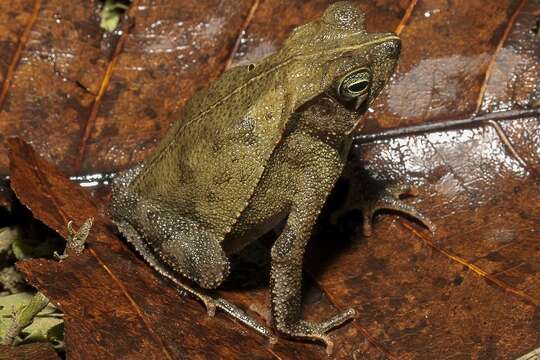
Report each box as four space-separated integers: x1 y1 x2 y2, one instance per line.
0 1 539 359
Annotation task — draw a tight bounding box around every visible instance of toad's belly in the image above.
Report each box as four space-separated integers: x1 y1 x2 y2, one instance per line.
222 137 297 254
224 207 287 255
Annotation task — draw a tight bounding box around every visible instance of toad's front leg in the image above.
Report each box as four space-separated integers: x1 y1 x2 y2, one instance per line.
270 166 355 354
359 183 435 236
331 180 435 237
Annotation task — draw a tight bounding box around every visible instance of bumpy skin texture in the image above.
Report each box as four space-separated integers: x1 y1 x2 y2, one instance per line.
109 1 400 345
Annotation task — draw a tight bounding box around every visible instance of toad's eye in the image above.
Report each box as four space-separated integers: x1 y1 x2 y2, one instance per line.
337 69 371 102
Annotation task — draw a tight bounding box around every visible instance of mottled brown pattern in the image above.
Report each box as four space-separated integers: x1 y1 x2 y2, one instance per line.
364 0 526 131
79 0 255 174
0 0 115 175
0 0 34 94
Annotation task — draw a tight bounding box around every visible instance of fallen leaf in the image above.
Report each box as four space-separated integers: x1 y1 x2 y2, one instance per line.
0 1 539 359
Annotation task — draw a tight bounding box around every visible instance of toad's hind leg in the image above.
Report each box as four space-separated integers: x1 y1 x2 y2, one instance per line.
115 205 275 342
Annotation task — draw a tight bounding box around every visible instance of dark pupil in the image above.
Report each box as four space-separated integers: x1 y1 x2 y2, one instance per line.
347 81 368 93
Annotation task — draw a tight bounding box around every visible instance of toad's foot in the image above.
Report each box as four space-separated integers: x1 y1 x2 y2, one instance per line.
115 220 276 343
214 298 278 344
360 184 435 237
155 259 278 343
279 308 356 355
151 254 277 343
165 274 277 343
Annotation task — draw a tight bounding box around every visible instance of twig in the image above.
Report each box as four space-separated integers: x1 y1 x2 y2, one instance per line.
1 292 50 345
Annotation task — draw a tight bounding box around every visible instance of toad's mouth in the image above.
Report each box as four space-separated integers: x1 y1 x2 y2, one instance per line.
312 90 370 134
347 116 364 135
327 90 369 114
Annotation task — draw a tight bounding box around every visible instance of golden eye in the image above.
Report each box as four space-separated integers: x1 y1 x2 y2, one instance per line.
337 69 371 101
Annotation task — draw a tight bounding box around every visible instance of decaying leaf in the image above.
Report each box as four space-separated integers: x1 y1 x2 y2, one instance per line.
0 0 539 359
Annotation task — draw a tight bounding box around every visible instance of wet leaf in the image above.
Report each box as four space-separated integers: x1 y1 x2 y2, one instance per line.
307 121 540 359
0 1 539 359
0 1 537 176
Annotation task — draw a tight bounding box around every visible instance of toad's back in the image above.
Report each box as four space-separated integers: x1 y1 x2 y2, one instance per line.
126 59 292 238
